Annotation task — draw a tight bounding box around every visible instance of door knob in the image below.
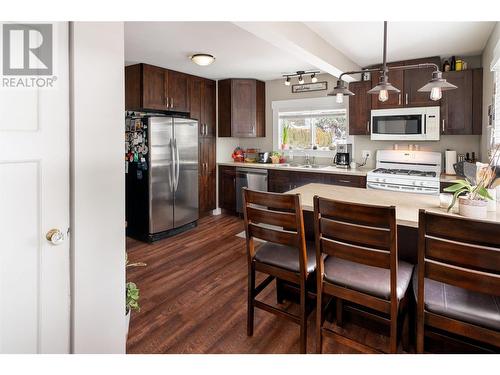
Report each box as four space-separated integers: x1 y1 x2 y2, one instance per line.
46 228 65 245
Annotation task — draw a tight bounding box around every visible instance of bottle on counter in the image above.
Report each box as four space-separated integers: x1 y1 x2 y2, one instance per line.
443 60 451 72
455 58 463 71
450 56 456 71
471 152 476 163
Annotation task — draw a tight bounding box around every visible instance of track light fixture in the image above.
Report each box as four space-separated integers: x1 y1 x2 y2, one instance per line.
327 21 457 103
282 70 320 86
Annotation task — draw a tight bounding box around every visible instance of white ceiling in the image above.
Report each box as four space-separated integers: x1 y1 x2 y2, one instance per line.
124 22 316 81
125 22 496 81
305 22 496 67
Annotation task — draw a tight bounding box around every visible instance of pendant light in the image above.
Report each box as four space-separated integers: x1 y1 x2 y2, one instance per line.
366 22 400 101
367 73 400 102
298 74 304 84
327 21 457 103
311 73 317 83
284 76 291 86
417 70 457 101
328 80 354 104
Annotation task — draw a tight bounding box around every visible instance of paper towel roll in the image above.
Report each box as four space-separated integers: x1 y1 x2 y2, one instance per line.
445 150 457 175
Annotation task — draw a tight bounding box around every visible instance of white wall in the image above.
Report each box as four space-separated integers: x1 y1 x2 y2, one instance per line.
70 22 126 353
481 22 500 161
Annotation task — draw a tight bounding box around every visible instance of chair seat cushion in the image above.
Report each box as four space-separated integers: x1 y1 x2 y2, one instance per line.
412 272 500 331
254 241 316 273
323 257 414 300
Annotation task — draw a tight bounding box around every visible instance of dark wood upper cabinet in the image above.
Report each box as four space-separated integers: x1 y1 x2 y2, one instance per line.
440 70 473 135
404 57 441 107
348 80 372 135
472 68 483 135
125 63 189 112
136 64 166 111
218 78 265 137
371 63 404 109
202 79 216 137
167 70 190 112
189 76 203 122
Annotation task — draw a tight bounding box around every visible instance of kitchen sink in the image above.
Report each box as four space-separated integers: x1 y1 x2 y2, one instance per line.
278 163 326 169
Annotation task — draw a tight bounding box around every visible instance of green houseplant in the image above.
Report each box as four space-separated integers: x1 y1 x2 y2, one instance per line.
281 122 290 150
444 145 498 219
125 253 146 337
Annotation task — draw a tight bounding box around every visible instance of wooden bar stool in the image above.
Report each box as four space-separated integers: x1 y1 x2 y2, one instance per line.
416 210 500 353
314 196 414 353
242 188 316 354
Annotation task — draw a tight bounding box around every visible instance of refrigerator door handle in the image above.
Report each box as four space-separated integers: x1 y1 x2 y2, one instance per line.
174 138 180 191
170 138 175 192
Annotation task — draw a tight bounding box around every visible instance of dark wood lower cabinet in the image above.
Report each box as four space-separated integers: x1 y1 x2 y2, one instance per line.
267 169 366 193
218 166 237 212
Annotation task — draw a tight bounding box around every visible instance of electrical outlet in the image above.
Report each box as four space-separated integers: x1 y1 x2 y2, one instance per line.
362 150 372 159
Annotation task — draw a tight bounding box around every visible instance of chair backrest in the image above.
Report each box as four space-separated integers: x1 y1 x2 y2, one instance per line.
418 210 500 297
242 188 308 275
313 196 398 300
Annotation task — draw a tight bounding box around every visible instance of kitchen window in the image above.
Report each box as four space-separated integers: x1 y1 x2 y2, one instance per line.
278 109 347 151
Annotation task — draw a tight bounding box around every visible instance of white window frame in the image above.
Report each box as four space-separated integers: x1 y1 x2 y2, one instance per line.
271 97 352 156
491 37 500 148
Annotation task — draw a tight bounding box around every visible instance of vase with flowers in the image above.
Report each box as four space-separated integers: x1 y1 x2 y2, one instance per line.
126 253 146 338
444 145 499 219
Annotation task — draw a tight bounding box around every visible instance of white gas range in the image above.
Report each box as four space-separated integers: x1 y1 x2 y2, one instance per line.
366 150 442 195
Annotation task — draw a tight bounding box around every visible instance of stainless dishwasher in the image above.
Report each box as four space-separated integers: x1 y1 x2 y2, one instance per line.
235 167 268 213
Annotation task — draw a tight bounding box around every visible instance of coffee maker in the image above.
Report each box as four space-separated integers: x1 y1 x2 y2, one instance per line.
334 143 352 169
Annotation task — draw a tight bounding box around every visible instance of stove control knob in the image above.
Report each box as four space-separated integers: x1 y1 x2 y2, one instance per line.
420 181 425 186
412 181 417 186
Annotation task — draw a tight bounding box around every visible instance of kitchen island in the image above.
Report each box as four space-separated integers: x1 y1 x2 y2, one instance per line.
286 183 500 263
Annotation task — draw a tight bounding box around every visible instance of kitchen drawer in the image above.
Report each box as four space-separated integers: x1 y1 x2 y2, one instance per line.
325 174 366 188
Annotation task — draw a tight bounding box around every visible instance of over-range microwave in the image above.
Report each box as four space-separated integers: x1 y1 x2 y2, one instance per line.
370 106 440 141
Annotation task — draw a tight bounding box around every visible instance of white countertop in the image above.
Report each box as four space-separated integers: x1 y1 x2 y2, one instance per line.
217 161 370 177
286 183 500 228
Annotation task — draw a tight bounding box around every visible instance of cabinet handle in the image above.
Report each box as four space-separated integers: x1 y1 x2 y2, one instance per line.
171 98 174 109
366 121 370 134
338 179 351 184
405 93 408 105
442 119 445 133
204 124 207 136
398 94 401 105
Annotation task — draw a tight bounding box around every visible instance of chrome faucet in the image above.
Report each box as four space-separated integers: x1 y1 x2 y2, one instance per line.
304 152 311 166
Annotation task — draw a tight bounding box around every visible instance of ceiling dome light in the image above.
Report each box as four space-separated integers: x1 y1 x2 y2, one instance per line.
327 80 354 104
284 76 291 86
311 73 317 83
418 70 457 101
190 53 216 66
298 74 304 84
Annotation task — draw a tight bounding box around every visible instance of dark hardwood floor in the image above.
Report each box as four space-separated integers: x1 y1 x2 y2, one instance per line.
126 213 404 354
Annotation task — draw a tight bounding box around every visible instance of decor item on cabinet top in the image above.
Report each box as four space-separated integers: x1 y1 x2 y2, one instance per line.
231 147 244 163
444 145 499 219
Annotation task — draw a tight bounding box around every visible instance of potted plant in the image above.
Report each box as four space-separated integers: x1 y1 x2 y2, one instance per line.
444 145 499 219
281 123 290 150
126 253 146 338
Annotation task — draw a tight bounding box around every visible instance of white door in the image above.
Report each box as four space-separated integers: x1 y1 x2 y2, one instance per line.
0 22 70 353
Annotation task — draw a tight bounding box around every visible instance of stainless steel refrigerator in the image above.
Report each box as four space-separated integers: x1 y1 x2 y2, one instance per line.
126 115 199 242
